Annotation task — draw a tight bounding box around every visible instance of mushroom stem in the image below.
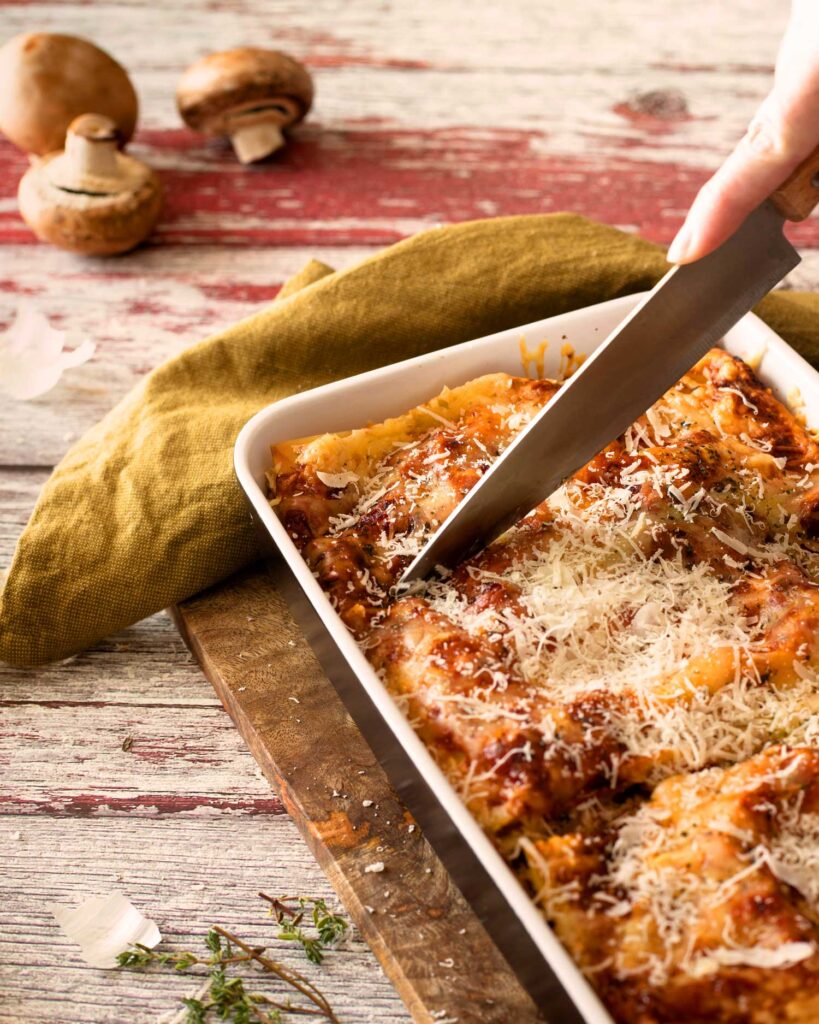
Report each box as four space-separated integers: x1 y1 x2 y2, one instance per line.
62 114 122 183
64 125 119 179
229 122 285 164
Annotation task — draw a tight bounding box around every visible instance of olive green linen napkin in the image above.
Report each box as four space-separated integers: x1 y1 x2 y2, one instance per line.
3 213 819 668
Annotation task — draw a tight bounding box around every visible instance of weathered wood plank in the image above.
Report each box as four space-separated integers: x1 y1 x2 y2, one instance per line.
0 0 787 74
0 465 408 1021
8 123 819 252
0 2 801 262
0 608 221 705
3 230 322 442
0 0 791 175
1 470 272 814
0 246 375 466
115 132 819 249
0 814 411 1024
0 699 284 817
173 565 543 1024
0 472 409 1020
0 618 218 705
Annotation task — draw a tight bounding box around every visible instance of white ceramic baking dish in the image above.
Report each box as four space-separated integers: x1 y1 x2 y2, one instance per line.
234 293 819 1023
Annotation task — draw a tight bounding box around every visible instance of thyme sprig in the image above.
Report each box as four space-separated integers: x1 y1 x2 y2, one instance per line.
117 896 347 1023
259 894 348 964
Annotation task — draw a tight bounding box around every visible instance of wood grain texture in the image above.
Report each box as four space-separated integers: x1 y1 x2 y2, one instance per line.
3 0 819 1020
0 469 411 1023
173 565 542 1024
0 816 410 1024
773 142 819 222
0 245 375 466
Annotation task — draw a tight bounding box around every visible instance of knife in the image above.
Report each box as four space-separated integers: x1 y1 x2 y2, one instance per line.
400 149 819 586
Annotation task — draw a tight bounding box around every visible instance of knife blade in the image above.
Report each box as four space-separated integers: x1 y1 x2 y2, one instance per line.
400 198 800 586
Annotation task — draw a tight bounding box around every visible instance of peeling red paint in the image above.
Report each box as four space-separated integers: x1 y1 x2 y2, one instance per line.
125 298 185 317
649 61 773 75
150 126 819 247
0 278 39 294
250 23 433 70
3 124 819 254
1 792 285 816
303 54 431 70
198 281 282 303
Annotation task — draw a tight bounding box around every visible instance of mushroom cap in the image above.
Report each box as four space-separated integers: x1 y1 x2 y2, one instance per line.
18 149 162 256
0 33 138 156
177 48 313 135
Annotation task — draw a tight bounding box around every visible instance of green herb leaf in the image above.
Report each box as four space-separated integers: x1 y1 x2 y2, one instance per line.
117 895 347 1023
264 895 348 965
182 997 208 1024
205 929 223 957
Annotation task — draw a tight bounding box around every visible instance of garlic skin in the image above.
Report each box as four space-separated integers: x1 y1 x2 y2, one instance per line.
50 893 161 969
0 302 95 401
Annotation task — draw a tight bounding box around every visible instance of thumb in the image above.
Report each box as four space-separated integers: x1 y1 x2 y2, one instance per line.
668 96 815 264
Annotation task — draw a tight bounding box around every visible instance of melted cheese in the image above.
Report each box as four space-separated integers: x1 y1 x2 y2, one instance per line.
270 350 819 1023
425 512 753 701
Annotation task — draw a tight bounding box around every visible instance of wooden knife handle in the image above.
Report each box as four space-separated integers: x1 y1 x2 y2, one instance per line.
771 143 819 221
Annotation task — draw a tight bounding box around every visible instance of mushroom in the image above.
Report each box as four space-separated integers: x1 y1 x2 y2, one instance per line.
17 114 162 255
0 33 138 157
176 48 313 164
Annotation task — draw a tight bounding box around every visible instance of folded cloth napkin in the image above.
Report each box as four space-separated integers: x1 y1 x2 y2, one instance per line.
3 213 819 668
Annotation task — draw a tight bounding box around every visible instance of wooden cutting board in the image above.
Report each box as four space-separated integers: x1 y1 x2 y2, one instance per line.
172 561 544 1024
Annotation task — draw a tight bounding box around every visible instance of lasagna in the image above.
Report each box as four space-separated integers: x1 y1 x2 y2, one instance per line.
269 348 819 1023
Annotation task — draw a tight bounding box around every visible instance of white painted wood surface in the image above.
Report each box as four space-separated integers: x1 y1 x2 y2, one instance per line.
1 1 818 1021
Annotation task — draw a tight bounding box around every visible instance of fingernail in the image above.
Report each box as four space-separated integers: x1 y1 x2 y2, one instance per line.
667 224 692 264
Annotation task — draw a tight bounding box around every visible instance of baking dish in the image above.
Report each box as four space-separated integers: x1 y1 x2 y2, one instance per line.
234 292 819 1023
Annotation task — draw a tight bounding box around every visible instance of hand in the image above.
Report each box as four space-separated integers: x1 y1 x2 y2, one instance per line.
667 0 819 264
